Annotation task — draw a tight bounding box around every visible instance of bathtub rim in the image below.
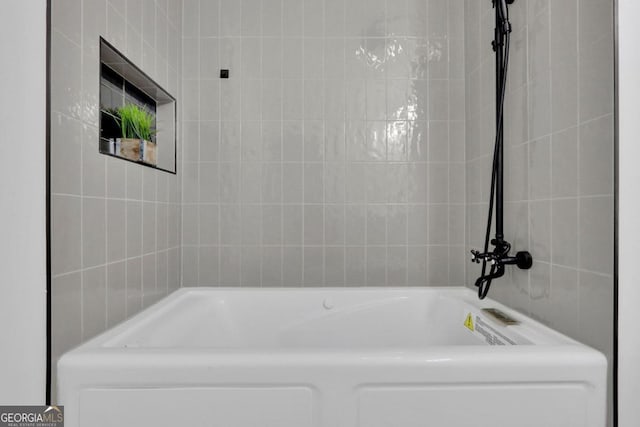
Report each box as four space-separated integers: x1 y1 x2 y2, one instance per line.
60 286 600 354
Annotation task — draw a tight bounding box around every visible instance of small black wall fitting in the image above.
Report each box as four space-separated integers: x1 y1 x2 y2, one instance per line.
471 0 533 300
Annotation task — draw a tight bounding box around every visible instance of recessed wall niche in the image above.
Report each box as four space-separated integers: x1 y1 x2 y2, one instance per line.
99 38 176 173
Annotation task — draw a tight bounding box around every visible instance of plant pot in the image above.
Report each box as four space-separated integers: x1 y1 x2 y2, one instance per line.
143 140 157 166
120 138 142 162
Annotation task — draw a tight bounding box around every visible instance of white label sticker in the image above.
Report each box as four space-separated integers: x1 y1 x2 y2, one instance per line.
465 312 517 346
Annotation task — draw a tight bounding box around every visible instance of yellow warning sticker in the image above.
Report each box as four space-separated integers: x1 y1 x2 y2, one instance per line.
464 313 475 331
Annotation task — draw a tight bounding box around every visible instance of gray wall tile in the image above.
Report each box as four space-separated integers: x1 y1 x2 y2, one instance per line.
464 1 614 422
182 0 466 287
50 0 183 401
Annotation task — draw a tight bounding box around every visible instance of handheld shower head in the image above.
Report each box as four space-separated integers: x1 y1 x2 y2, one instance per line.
496 0 512 33
497 0 509 18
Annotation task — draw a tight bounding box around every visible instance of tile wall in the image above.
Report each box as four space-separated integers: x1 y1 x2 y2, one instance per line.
47 0 616 416
50 0 183 399
464 0 615 422
181 0 466 287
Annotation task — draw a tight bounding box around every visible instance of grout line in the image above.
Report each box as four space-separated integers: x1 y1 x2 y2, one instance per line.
342 0 347 287
79 0 86 341
195 0 201 288
424 0 431 287
280 0 285 288
103 162 109 328
125 163 131 314
301 0 306 288
238 0 244 288
215 0 222 288
546 3 554 303
321 0 326 287
259 0 265 288
445 0 451 288
140 173 145 306
461 9 468 287
52 250 179 279
383 0 388 288
575 0 582 331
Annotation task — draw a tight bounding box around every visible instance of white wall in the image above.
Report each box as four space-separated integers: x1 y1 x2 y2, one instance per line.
617 0 640 425
0 0 47 404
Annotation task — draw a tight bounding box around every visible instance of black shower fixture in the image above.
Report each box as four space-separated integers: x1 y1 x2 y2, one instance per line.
471 0 532 300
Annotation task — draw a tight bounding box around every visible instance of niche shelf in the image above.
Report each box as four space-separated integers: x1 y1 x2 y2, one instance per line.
99 37 176 173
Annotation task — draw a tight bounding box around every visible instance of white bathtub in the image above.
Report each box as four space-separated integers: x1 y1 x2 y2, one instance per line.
58 287 607 427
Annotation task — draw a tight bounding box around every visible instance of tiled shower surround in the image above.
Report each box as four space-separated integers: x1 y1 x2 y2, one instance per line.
50 0 183 396
180 0 467 287
49 0 615 417
465 0 614 423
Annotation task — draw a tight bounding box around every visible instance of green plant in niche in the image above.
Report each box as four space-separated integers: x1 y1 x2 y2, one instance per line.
117 103 155 142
